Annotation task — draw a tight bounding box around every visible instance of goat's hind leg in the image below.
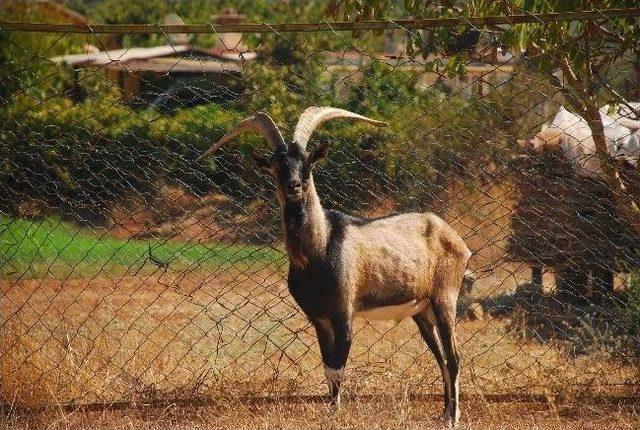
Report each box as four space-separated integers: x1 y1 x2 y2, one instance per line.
431 298 460 427
412 310 450 416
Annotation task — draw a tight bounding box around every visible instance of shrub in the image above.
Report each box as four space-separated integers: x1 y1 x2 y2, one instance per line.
1 54 526 224
619 273 640 355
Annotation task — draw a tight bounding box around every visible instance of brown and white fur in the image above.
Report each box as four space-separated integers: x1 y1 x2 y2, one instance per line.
201 107 472 427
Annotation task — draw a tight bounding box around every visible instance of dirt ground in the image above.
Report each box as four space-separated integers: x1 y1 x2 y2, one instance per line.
2 396 639 430
2 266 638 407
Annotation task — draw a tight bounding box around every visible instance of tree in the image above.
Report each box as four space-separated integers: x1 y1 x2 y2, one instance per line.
0 31 18 108
329 0 640 235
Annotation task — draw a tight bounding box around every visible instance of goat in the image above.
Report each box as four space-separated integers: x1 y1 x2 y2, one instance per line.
518 106 639 179
200 107 472 426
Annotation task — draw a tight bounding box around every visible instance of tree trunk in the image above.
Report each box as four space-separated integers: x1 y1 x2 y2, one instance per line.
531 265 542 292
582 103 640 236
556 264 588 302
591 266 614 304
634 51 640 101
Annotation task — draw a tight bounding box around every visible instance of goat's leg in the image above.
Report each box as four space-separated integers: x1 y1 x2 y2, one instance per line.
431 299 460 427
413 312 450 415
311 318 338 399
325 314 353 407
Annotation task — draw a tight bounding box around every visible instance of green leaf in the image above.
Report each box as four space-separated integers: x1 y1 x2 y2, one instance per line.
500 27 520 50
404 0 416 12
444 54 467 77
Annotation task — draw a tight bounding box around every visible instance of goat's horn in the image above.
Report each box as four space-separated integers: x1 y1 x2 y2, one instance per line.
199 112 286 161
292 106 388 150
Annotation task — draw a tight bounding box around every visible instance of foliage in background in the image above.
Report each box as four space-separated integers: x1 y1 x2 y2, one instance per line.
1 0 582 224
620 273 640 343
3 1 629 222
55 0 330 47
330 0 640 235
1 19 556 223
0 31 18 107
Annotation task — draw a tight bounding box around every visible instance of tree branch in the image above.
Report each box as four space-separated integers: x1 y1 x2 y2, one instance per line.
595 72 640 120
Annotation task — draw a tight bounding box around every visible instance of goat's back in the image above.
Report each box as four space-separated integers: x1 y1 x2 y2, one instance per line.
344 212 470 307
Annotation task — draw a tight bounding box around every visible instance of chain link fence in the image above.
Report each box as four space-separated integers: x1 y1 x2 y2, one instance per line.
1 7 640 409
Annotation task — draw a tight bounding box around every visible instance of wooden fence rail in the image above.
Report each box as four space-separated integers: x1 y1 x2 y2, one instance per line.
1 8 640 34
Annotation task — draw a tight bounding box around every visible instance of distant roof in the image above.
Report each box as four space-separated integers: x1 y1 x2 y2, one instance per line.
52 45 191 67
103 57 242 74
211 8 245 24
51 44 256 70
322 50 515 73
199 45 257 61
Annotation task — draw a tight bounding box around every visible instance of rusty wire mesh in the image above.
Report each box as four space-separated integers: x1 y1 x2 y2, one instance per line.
1 8 640 409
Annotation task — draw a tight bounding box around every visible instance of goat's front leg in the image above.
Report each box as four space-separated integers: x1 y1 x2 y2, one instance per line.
325 313 353 407
311 318 338 399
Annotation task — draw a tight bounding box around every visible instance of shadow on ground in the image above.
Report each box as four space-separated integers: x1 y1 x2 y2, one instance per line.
459 283 640 360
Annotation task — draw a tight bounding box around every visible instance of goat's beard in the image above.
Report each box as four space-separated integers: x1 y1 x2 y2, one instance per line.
276 187 306 206
283 195 306 217
282 198 309 268
286 192 305 203
279 187 307 205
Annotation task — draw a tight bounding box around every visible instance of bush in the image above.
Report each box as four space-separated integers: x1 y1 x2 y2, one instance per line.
1 94 253 218
1 53 526 224
620 273 640 354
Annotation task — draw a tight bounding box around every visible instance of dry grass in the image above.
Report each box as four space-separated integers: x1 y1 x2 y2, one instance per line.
2 264 638 409
2 396 639 430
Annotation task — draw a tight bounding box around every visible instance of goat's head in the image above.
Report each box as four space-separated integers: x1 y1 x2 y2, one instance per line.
517 125 567 154
200 107 387 204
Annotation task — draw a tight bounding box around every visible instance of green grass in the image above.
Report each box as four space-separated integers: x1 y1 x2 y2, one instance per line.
0 216 285 279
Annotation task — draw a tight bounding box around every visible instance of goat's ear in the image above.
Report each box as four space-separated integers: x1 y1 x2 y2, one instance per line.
309 141 329 164
253 154 273 175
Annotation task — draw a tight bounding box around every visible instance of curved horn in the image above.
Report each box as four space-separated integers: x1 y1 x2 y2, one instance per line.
292 106 388 149
199 112 286 161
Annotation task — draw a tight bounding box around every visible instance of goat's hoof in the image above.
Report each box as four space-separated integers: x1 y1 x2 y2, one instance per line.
440 411 459 429
328 394 341 411
441 417 456 429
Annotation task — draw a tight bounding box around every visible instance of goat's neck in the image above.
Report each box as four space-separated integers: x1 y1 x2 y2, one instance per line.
281 177 328 268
